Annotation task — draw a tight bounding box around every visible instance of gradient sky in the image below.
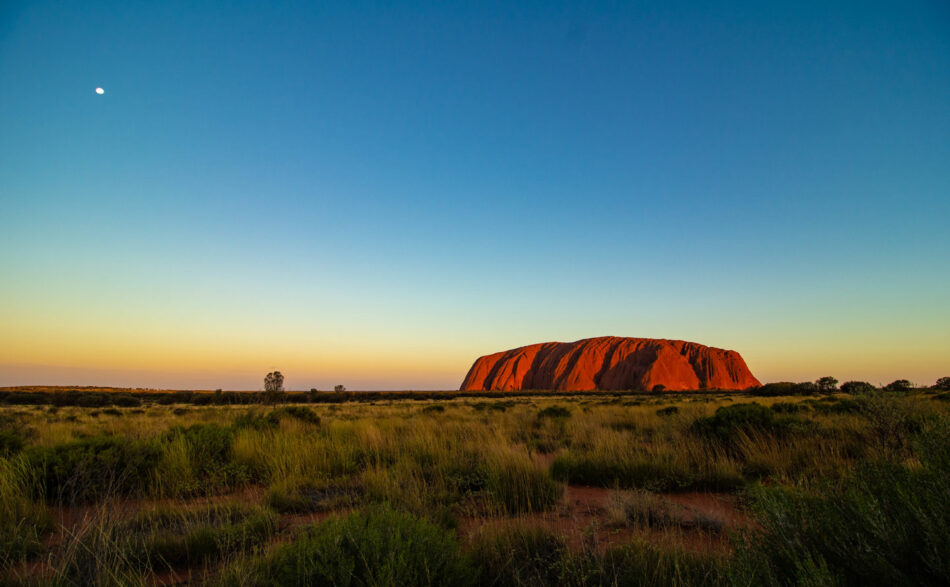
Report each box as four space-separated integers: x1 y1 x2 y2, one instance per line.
1 1 948 390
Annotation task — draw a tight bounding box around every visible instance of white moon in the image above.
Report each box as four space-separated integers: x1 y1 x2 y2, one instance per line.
95 87 105 94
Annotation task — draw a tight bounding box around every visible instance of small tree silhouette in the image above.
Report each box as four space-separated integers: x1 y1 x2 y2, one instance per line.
816 376 838 393
264 371 285 404
334 384 346 392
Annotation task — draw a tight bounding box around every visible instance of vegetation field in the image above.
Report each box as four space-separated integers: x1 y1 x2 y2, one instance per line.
1 387 949 586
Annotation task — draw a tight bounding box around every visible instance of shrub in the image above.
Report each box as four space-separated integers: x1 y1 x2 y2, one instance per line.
161 424 254 493
840 380 877 395
770 402 807 414
256 505 472 586
538 405 571 419
885 379 914 392
816 376 838 393
272 406 321 425
421 404 445 414
26 436 161 502
691 403 808 442
234 407 321 431
811 398 862 415
935 377 950 391
656 406 679 417
233 410 280 431
0 430 25 457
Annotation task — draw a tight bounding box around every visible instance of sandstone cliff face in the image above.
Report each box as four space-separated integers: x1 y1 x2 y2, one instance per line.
460 337 760 392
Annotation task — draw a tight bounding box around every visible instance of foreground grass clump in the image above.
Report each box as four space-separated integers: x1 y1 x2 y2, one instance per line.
240 505 472 586
264 477 361 514
0 457 53 569
158 423 257 495
26 435 161 502
734 417 950 587
54 504 278 583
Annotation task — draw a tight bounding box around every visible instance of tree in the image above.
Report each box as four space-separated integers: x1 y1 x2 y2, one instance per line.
264 371 285 404
816 376 838 393
885 379 913 392
935 377 950 391
334 385 346 392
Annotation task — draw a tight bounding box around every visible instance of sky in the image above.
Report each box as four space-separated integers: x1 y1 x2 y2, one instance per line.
1 1 948 390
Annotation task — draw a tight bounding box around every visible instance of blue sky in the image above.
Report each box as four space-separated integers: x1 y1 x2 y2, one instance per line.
1 1 948 389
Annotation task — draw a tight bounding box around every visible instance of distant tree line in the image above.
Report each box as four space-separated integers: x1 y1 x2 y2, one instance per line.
1 377 948 407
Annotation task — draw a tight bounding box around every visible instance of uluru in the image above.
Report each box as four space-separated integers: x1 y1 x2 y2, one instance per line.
460 336 761 392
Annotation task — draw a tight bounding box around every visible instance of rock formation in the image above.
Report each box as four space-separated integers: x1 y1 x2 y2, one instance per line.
460 336 760 392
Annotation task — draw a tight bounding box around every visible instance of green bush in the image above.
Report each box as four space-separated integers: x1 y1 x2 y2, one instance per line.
885 379 914 392
26 435 161 502
233 407 321 431
0 430 25 457
162 424 255 492
538 406 571 419
840 381 877 394
272 406 321 425
255 505 473 586
691 403 808 442
421 404 446 414
138 508 277 569
656 406 679 417
770 402 807 414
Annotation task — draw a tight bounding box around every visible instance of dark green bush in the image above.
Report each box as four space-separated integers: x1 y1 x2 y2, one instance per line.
256 505 472 586
538 406 571 419
422 404 446 414
811 398 862 415
691 403 808 442
885 379 914 392
656 406 679 417
26 436 161 502
233 410 280 430
0 430 25 457
272 406 321 425
139 508 277 569
770 402 807 414
163 424 254 491
840 381 877 394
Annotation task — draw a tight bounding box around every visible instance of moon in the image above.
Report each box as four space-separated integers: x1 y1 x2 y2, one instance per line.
95 87 105 95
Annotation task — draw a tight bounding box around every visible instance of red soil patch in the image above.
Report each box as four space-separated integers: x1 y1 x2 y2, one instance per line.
458 485 746 554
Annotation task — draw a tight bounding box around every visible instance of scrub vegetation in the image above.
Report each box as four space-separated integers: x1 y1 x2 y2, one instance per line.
0 384 948 585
